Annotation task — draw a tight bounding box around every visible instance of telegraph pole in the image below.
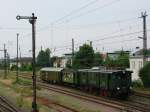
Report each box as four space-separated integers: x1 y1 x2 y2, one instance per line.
4 44 7 79
139 11 148 64
16 13 38 112
19 46 21 62
16 33 19 82
7 52 10 74
72 38 74 66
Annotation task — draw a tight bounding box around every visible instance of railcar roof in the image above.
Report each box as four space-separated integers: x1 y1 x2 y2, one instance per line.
89 70 124 74
78 69 130 74
78 69 91 72
40 67 64 72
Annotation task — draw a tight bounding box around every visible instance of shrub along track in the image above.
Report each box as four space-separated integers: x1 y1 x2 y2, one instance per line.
19 73 150 112
0 96 24 112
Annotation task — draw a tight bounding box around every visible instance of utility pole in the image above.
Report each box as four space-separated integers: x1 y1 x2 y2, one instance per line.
16 33 19 82
19 46 21 62
90 41 92 47
50 23 54 57
16 13 38 112
4 44 7 79
72 38 74 66
7 52 10 74
139 11 148 64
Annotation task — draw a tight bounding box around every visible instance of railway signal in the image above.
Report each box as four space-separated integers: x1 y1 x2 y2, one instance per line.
16 13 38 112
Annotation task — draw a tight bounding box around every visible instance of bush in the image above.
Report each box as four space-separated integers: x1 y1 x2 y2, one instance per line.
10 65 18 71
20 64 32 71
139 62 150 88
132 80 143 88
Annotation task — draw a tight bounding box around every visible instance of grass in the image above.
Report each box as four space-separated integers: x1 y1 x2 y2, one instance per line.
134 87 150 94
0 71 102 112
132 80 150 94
0 73 54 112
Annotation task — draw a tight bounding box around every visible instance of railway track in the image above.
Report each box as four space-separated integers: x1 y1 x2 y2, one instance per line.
133 91 150 99
40 83 150 112
39 97 79 112
18 73 150 112
0 96 22 112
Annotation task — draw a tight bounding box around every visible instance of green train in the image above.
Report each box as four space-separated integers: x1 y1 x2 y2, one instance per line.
40 67 132 98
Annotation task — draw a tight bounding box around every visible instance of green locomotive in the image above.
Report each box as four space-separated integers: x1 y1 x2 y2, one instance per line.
40 67 132 98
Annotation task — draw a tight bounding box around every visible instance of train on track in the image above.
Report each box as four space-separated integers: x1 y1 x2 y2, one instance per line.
40 67 132 99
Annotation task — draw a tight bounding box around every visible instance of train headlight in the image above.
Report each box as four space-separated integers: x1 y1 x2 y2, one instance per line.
117 87 120 90
129 86 132 90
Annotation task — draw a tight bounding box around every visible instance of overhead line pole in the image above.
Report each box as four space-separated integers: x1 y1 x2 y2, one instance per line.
139 11 148 65
72 38 74 66
3 44 7 79
7 52 10 74
19 45 21 62
16 33 19 82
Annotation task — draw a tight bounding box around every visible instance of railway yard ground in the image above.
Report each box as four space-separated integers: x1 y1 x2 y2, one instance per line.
0 70 150 112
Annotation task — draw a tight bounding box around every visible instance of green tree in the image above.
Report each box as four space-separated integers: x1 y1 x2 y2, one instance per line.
116 51 129 68
93 52 103 66
37 48 51 67
45 48 51 67
20 64 32 71
104 51 129 69
73 44 95 69
50 56 58 67
139 62 150 88
104 57 117 67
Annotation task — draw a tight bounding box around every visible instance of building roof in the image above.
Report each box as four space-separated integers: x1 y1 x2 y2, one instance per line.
107 51 130 55
130 55 150 59
78 69 131 74
132 49 150 56
11 57 32 62
40 67 64 72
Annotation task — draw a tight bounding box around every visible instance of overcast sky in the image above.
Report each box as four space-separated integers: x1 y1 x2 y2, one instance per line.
0 0 150 58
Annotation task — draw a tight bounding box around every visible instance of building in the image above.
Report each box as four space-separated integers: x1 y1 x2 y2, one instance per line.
10 57 32 68
53 53 72 68
53 57 64 68
129 49 150 80
129 54 150 80
107 51 130 60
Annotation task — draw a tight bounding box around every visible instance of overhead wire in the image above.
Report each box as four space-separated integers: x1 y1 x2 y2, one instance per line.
36 0 99 32
51 0 99 24
52 29 148 50
62 0 121 22
20 0 122 38
51 29 150 53
0 27 31 30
